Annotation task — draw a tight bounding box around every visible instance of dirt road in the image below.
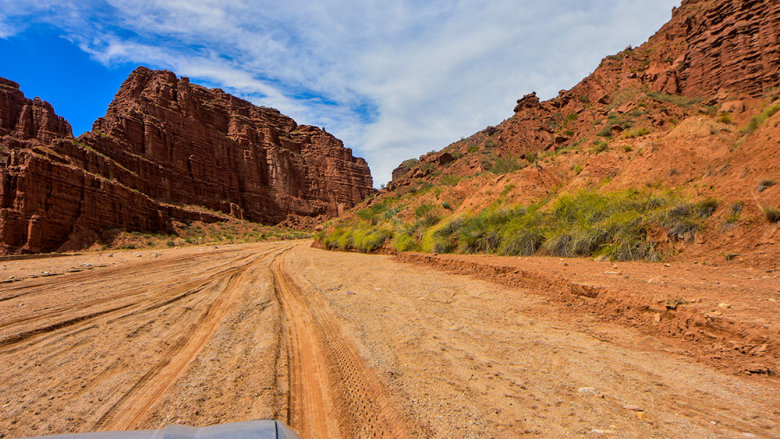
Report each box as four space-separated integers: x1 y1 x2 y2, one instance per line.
0 241 777 438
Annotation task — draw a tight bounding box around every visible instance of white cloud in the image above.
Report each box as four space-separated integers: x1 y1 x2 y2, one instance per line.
0 0 680 185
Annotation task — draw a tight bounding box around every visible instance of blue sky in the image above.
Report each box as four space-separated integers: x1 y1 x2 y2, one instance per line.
0 1 680 186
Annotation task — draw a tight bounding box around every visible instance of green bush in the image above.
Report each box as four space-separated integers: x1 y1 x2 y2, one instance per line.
623 127 650 139
742 101 780 134
591 140 610 154
440 174 461 186
414 203 435 218
393 230 418 252
491 156 523 174
318 189 714 261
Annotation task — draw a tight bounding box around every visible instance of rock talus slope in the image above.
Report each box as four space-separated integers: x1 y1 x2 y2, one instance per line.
0 68 374 253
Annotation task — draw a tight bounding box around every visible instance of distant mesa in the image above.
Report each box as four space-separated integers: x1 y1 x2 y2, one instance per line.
0 66 375 253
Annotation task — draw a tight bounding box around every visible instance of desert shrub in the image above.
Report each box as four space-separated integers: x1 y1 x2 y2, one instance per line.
573 164 584 175
623 145 633 152
623 127 650 139
742 101 780 133
442 201 452 210
440 174 461 186
415 214 441 229
166 240 176 247
414 203 435 218
392 229 418 252
726 202 743 223
353 228 393 252
658 204 702 240
646 91 702 108
421 218 464 253
484 139 497 148
491 156 523 174
318 188 715 261
597 126 614 138
694 197 719 218
717 113 732 124
356 202 388 223
763 206 780 223
524 152 538 163
467 145 479 153
591 140 610 154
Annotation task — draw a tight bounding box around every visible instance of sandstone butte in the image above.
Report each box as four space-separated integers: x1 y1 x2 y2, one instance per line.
0 68 374 253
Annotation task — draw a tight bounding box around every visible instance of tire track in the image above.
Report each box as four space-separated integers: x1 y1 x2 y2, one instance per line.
95 246 289 430
271 249 411 438
0 253 261 352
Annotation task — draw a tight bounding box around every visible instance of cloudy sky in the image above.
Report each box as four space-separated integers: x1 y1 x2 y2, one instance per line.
0 0 679 186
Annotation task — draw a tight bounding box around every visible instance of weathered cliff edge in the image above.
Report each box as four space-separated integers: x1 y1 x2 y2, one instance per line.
0 69 374 253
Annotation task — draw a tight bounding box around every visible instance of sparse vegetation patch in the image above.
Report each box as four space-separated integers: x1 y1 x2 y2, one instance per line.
319 189 714 261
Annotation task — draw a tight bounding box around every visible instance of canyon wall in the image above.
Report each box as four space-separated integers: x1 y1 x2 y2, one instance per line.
0 68 374 253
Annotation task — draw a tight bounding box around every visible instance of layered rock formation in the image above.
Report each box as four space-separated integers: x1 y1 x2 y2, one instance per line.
0 68 374 253
389 0 780 186
0 78 72 145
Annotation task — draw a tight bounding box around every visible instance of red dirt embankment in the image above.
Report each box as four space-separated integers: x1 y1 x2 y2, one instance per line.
397 252 779 376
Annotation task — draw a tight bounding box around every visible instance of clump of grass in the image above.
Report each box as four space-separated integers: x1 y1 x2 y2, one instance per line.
573 164 584 175
440 174 461 186
741 101 780 134
591 140 610 154
646 91 702 108
414 203 435 218
467 145 479 153
319 189 714 261
764 207 780 223
717 113 732 124
321 226 393 252
623 127 650 139
726 202 743 223
694 197 719 218
491 156 523 174
357 201 393 224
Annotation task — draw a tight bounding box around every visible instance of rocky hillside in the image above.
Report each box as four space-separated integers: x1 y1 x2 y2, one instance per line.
390 0 779 185
322 0 780 267
0 68 374 253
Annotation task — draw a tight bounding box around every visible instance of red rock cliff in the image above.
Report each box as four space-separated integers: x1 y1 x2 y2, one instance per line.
0 78 72 145
0 68 374 253
389 0 780 186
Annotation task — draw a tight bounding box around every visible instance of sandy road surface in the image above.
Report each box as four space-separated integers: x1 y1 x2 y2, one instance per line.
0 240 778 438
